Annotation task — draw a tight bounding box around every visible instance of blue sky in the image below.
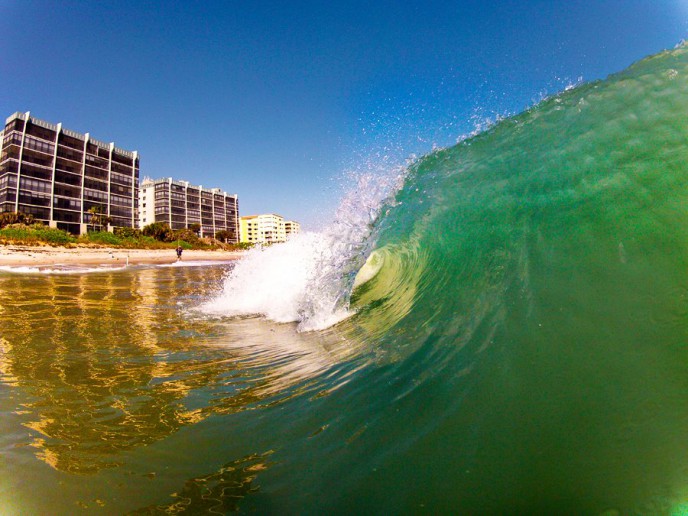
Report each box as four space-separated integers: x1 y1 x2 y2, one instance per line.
1 1 686 228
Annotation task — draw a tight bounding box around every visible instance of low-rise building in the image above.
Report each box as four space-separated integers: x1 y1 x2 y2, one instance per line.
139 177 239 242
284 220 300 238
240 213 300 244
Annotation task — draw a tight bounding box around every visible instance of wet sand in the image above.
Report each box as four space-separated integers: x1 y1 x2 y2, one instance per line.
0 245 244 267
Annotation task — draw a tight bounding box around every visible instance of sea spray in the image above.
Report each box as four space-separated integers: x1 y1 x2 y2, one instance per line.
201 168 406 331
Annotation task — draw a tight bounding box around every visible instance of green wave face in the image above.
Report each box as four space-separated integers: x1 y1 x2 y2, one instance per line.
354 44 688 353
338 45 688 512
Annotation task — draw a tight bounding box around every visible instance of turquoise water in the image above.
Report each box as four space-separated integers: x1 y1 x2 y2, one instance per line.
2 44 688 514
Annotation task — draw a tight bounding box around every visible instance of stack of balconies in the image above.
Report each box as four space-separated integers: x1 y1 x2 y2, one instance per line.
0 112 139 234
141 177 239 242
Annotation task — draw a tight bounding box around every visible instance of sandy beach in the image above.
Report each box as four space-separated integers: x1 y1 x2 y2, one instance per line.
0 244 244 267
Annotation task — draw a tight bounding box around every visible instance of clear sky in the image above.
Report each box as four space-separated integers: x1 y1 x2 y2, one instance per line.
1 1 686 229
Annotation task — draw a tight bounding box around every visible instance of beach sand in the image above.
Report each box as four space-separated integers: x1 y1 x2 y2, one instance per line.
0 244 244 267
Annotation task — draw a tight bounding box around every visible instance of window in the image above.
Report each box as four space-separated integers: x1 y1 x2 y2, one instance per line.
57 146 83 162
26 123 56 142
19 191 50 207
6 119 25 133
19 163 51 180
19 177 51 193
55 157 80 174
2 131 23 147
53 197 81 211
84 189 108 202
22 150 53 168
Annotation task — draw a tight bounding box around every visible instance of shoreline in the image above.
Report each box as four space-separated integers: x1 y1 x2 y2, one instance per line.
0 244 244 267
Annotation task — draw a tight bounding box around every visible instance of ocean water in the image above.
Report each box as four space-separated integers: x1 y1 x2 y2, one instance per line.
2 44 688 514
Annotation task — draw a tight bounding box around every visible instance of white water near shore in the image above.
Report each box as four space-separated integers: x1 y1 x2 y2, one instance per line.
0 245 243 272
201 170 406 331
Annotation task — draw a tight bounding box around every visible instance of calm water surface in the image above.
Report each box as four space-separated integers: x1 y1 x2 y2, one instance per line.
0 264 359 514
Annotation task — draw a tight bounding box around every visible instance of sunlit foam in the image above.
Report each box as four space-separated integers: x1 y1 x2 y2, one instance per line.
160 260 236 268
0 264 128 275
200 168 406 331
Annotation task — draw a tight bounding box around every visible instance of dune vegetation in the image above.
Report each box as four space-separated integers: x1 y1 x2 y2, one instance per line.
0 212 251 251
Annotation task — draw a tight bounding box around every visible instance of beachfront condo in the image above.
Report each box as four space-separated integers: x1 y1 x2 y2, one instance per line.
240 213 300 244
284 220 301 238
139 177 239 242
0 111 139 235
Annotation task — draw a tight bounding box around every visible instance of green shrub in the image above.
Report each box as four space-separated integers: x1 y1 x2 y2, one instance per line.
137 235 166 247
82 231 121 246
0 225 76 245
214 230 231 243
0 227 34 242
0 211 36 228
172 228 201 245
34 227 77 245
114 226 143 239
142 222 173 242
0 217 247 252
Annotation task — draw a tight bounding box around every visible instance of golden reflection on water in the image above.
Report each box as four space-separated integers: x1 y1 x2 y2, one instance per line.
128 452 274 515
0 265 361 478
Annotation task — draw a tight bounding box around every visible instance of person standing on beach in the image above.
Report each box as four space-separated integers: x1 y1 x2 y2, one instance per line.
176 245 183 261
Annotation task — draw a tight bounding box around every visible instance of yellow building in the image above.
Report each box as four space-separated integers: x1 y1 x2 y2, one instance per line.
240 213 299 244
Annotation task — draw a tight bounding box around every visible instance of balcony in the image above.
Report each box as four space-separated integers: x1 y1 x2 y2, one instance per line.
19 163 51 181
53 183 80 199
53 196 81 211
56 147 83 163
18 192 50 207
54 170 82 187
22 149 54 168
55 157 81 175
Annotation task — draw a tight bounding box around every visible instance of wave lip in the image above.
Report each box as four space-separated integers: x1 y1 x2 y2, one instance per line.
200 232 354 330
201 170 406 331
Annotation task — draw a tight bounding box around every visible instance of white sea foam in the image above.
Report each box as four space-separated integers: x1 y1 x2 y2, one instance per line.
159 260 236 268
0 264 128 275
0 259 235 275
201 168 406 331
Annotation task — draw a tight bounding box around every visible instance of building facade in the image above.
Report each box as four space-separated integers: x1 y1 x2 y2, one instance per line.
139 177 239 242
240 214 300 244
0 111 139 235
284 220 300 238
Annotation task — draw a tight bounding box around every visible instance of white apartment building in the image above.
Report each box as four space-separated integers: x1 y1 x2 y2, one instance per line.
139 177 239 242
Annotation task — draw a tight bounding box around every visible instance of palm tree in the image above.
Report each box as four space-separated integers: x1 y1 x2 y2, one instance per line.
87 205 111 232
142 222 173 241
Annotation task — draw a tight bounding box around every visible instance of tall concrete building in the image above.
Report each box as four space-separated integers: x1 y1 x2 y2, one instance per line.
0 111 139 234
139 177 239 242
240 213 300 244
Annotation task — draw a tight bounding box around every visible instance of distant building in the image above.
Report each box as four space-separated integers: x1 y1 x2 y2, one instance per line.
240 213 299 244
0 111 139 234
284 220 300 238
139 177 239 242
